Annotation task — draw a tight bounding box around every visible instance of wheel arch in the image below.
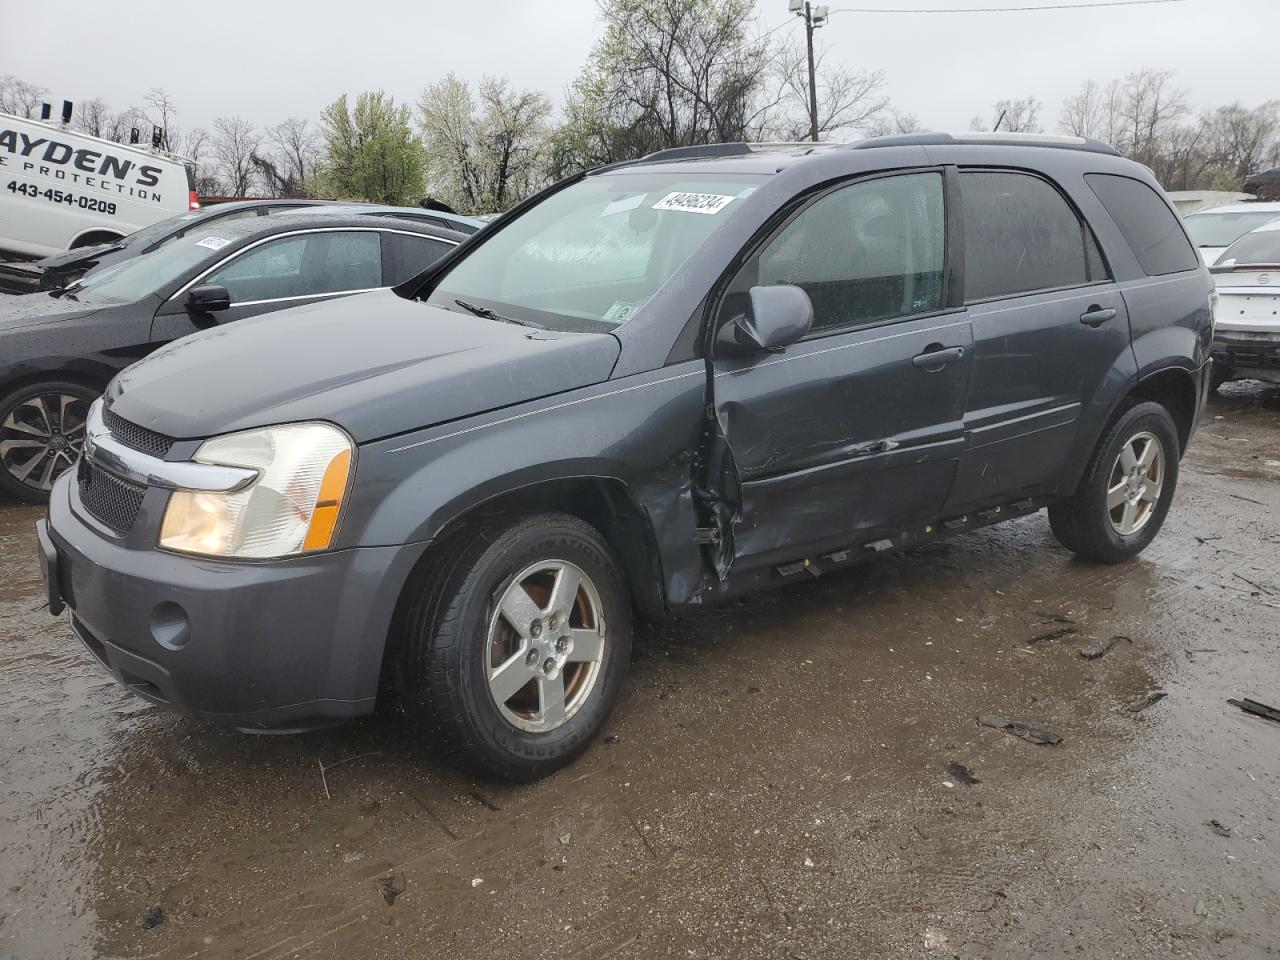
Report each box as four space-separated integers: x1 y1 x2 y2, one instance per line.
396 475 669 625
1127 364 1198 454
0 361 116 402
68 228 124 249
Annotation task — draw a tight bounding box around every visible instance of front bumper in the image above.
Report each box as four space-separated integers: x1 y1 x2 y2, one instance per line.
1211 331 1280 382
41 475 429 731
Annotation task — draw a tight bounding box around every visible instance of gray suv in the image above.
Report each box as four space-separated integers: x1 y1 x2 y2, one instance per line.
38 134 1214 779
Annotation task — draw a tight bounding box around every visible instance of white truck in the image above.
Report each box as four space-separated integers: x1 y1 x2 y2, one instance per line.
0 108 196 259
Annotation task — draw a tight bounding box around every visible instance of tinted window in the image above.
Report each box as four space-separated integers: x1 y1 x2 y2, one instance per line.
205 231 382 303
382 232 454 284
962 171 1095 301
753 171 945 333
1087 173 1199 276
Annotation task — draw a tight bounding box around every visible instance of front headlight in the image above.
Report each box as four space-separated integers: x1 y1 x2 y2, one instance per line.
159 422 354 559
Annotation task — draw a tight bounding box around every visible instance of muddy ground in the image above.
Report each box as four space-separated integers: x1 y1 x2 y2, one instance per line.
1 386 1278 960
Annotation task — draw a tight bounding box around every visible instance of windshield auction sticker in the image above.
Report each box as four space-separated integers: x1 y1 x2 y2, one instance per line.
652 192 736 215
195 236 230 250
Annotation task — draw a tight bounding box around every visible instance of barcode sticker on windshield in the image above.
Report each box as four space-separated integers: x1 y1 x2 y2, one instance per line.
652 192 736 215
195 237 230 250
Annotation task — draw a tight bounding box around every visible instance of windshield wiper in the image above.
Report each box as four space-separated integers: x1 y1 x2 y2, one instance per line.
453 298 544 329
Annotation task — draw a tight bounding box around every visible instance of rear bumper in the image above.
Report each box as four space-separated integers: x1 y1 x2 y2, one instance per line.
41 475 430 731
1211 331 1280 382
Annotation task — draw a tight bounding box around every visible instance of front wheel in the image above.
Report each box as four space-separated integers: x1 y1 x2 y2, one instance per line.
0 380 97 503
396 514 632 780
1048 400 1180 563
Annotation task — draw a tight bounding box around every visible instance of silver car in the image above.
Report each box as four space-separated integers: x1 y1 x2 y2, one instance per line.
1210 219 1280 388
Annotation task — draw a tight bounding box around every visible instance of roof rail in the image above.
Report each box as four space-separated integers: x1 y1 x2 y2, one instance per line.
848 131 1120 157
639 141 827 163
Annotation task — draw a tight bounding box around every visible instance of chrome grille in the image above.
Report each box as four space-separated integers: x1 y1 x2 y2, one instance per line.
103 407 174 458
78 458 146 533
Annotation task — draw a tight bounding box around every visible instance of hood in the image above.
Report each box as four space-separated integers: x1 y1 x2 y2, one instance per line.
38 242 119 270
0 292 104 331
108 289 622 443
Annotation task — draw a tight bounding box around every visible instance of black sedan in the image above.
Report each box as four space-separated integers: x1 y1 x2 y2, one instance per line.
0 198 336 295
0 214 463 501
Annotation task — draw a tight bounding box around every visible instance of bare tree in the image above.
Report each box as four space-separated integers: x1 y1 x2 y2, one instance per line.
211 116 261 196
768 39 889 140
1106 69 1188 166
863 109 924 138
971 96 1042 133
0 75 47 118
261 118 321 196
143 87 181 151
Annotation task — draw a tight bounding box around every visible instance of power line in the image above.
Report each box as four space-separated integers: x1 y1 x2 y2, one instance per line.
827 0 1189 14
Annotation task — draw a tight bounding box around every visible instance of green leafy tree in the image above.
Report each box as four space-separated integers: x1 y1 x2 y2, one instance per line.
316 91 424 203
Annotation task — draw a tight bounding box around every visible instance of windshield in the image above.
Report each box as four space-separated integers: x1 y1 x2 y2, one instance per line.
1216 227 1280 267
118 210 208 250
1184 211 1280 248
426 172 766 332
68 234 227 303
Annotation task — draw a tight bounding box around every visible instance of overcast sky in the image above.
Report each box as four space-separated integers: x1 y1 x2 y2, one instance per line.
4 0 1278 138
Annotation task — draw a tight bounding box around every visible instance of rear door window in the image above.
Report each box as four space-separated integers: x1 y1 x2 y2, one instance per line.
382 232 455 284
961 170 1104 301
1086 173 1199 276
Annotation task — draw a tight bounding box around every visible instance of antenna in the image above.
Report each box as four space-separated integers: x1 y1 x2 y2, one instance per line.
151 126 163 149
60 100 73 125
39 103 52 121
130 127 140 145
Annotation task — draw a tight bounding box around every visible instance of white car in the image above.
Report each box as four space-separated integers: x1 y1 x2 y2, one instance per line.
1183 201 1280 265
1209 219 1280 388
0 110 196 259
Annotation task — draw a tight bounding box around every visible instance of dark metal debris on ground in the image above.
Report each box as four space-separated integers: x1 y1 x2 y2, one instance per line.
1208 820 1233 838
1127 691 1168 713
137 906 165 930
1227 698 1280 724
946 762 980 786
976 714 1063 745
377 874 405 906
1080 636 1130 660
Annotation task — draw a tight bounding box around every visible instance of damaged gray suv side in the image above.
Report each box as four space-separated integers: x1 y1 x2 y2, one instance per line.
38 134 1214 779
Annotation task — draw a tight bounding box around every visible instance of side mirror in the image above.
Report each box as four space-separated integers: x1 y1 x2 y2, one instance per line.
186 284 230 313
716 284 813 357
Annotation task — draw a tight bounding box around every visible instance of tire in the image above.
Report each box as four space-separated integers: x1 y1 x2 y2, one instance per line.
0 380 97 503
396 513 633 781
1048 400 1180 564
1210 362 1232 393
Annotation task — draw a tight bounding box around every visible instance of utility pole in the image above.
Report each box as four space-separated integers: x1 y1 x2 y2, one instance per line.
790 1 828 142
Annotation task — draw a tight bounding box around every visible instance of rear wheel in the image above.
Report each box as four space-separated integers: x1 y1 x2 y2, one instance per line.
1048 400 1180 563
0 380 96 503
396 514 632 780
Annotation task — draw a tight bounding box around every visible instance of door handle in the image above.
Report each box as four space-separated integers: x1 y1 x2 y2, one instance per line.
1080 306 1116 327
912 345 965 371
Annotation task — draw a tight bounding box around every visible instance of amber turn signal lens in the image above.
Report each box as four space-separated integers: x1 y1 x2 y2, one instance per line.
302 449 352 551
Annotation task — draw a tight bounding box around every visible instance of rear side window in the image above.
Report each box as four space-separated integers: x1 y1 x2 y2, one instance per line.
961 171 1102 301
204 231 382 303
382 232 454 284
1086 173 1198 276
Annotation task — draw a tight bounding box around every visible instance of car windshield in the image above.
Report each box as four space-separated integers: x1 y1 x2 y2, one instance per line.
1184 211 1280 248
66 234 227 303
117 210 209 250
426 172 766 332
1215 227 1280 267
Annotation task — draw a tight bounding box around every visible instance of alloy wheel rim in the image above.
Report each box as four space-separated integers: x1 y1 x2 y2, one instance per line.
0 393 89 493
1106 430 1164 537
486 559 606 733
